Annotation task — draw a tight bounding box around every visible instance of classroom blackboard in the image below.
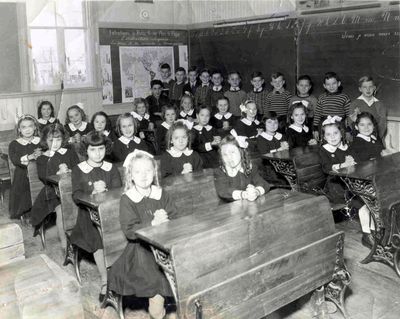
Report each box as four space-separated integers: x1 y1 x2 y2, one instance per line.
99 28 188 104
189 19 298 94
297 8 400 116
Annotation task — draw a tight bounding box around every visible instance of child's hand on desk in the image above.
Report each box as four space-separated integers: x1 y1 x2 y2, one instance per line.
57 163 70 175
246 184 260 202
182 163 193 174
341 155 357 168
278 141 289 151
74 134 81 143
92 180 107 194
308 139 318 146
151 209 169 225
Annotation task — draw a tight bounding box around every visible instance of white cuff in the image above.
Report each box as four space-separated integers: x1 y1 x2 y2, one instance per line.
20 155 29 165
205 142 212 151
256 186 265 196
232 190 242 200
332 164 341 171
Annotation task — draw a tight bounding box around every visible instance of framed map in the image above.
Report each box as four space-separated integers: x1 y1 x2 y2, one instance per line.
119 46 174 102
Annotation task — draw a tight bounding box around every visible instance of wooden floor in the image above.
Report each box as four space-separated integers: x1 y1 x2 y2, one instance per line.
1 191 399 319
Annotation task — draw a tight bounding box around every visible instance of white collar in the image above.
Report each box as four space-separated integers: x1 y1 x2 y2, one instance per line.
289 124 309 133
241 118 260 126
131 111 150 121
167 147 193 157
44 147 68 157
253 88 263 93
356 133 377 142
68 121 87 132
119 135 141 145
194 124 212 131
322 142 348 153
213 85 222 92
180 109 194 117
38 117 56 125
214 112 232 120
161 122 171 130
357 95 379 107
17 136 40 146
202 83 209 87
78 160 112 173
230 87 240 92
103 130 110 137
260 132 282 141
125 185 162 203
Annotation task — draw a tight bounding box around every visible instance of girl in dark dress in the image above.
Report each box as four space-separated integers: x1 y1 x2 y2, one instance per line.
108 150 176 319
214 135 270 202
210 96 236 138
192 106 221 168
70 132 122 299
37 100 59 132
131 98 154 138
111 113 149 163
8 115 42 219
160 121 203 178
30 124 79 247
286 102 317 149
90 111 117 142
155 105 177 154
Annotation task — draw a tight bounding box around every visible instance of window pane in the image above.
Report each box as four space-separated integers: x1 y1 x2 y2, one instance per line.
30 29 60 87
27 1 56 27
56 0 84 27
64 29 88 86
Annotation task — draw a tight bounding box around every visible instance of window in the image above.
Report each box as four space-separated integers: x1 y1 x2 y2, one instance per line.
27 0 91 90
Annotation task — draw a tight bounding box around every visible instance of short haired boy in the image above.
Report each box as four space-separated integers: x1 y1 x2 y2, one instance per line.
169 67 187 106
348 76 386 139
224 71 247 117
159 63 174 98
289 75 317 127
194 68 212 108
209 70 226 113
145 79 170 125
247 71 268 118
183 66 200 95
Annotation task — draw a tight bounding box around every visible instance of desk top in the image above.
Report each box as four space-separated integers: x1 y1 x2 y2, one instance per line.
74 187 124 210
46 174 62 186
261 146 319 161
330 152 400 181
135 189 333 252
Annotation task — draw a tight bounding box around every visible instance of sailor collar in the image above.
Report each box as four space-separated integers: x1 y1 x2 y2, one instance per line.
68 121 88 132
259 132 282 141
357 95 379 107
289 124 309 133
119 135 141 145
16 136 40 146
38 117 56 125
322 143 348 153
214 112 232 120
241 118 260 126
44 147 68 157
161 122 171 130
193 125 212 132
78 160 112 173
357 133 377 142
167 147 193 157
125 185 162 203
180 109 194 118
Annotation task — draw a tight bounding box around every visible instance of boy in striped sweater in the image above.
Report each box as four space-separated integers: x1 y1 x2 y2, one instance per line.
313 72 351 140
265 72 292 133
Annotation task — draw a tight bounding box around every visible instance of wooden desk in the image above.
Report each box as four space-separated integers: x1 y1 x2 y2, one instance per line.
136 189 350 319
331 152 400 276
261 146 325 192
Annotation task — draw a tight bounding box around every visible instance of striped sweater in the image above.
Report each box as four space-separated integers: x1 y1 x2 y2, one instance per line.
313 92 351 129
265 90 292 117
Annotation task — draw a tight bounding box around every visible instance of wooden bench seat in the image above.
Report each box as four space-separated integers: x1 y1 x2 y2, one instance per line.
0 223 84 318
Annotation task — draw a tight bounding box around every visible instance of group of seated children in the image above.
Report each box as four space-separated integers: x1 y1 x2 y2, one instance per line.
6 68 390 319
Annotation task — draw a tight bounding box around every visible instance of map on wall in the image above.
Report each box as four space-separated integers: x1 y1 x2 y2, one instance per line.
119 46 174 103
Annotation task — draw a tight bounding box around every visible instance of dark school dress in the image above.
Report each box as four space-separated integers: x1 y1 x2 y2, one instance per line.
132 112 151 133
101 129 118 143
210 112 236 138
111 136 149 163
160 148 203 178
155 122 170 154
30 148 79 226
192 125 219 169
64 121 93 139
38 117 59 132
69 161 122 253
146 95 170 124
108 186 176 297
213 165 271 202
232 118 262 153
286 124 313 149
8 137 41 219
349 134 384 163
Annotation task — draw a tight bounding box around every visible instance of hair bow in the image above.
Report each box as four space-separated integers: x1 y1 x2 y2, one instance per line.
230 129 249 149
76 102 84 110
292 100 310 108
123 149 154 168
322 115 342 126
239 103 247 113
